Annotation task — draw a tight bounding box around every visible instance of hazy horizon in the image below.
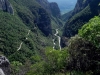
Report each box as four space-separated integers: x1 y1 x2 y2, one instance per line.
48 0 77 14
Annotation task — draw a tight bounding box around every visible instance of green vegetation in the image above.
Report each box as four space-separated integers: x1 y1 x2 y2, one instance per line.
79 16 100 48
26 47 69 75
0 0 64 74
63 0 100 37
11 61 23 74
67 35 97 71
1 0 100 75
49 16 100 75
78 16 100 74
61 10 73 21
0 0 59 62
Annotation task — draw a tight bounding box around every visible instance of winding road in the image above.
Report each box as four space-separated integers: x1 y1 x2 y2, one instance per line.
17 30 30 51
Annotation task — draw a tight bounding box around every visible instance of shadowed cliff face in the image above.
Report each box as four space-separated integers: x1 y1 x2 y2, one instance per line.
32 0 61 36
0 0 14 14
37 0 61 18
50 2 61 18
0 56 10 75
72 0 91 15
36 8 52 36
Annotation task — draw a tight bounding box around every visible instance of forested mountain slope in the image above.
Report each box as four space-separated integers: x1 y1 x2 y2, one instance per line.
1 0 100 75
63 0 100 37
0 0 63 74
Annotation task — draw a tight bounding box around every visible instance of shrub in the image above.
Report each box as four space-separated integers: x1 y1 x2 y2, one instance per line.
67 35 97 71
79 16 100 48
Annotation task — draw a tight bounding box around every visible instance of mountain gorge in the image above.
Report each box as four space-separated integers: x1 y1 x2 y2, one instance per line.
0 0 100 75
0 0 62 74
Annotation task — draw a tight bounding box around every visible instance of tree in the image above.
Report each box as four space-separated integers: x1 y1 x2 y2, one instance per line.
78 16 100 74
44 47 68 74
79 16 100 48
67 35 97 71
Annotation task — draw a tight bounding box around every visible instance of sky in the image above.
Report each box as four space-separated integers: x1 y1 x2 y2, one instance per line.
48 0 77 14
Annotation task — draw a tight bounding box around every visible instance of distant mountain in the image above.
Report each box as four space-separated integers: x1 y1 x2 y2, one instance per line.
48 0 77 14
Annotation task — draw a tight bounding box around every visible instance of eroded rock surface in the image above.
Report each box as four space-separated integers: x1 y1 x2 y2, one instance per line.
0 56 10 75
0 0 14 14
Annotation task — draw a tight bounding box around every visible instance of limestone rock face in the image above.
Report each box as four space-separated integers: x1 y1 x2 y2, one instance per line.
0 56 10 75
0 0 14 14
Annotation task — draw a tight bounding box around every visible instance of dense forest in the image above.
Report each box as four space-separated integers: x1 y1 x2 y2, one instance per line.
0 0 100 75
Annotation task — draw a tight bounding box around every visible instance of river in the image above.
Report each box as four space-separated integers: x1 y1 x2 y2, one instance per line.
53 29 61 50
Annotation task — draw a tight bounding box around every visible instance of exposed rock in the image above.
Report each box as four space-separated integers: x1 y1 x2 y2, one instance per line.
0 0 14 14
0 55 10 75
72 0 91 15
0 68 5 75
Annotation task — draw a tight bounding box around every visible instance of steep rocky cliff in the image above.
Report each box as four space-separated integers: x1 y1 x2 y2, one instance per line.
72 0 91 15
0 56 10 75
37 0 61 18
63 0 100 37
0 0 14 14
37 0 62 28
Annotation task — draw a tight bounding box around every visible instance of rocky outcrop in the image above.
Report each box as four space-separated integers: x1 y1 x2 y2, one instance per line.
0 0 14 14
0 55 10 75
72 0 91 15
50 2 61 18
